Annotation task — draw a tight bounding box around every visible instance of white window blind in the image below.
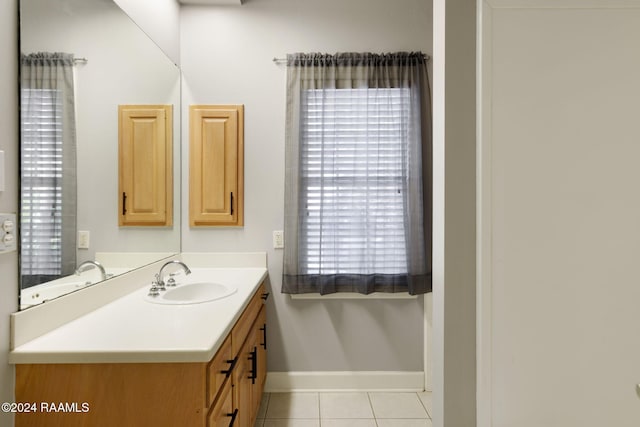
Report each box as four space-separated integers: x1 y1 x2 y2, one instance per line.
299 88 410 275
21 88 64 276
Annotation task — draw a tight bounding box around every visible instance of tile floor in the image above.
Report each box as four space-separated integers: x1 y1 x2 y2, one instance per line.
255 392 433 427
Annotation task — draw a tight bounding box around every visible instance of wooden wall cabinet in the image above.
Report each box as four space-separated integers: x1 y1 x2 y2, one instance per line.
189 105 244 227
118 105 173 226
15 283 268 427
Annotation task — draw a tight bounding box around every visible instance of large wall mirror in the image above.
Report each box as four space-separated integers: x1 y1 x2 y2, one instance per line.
19 0 181 309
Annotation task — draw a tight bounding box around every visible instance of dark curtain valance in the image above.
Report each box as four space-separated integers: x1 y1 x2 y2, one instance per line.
286 52 430 67
21 52 75 67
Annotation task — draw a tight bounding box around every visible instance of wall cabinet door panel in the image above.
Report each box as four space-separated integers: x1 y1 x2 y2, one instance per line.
118 104 173 226
190 105 244 226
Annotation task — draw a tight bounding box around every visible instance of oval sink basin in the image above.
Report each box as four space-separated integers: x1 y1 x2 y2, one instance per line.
146 282 237 305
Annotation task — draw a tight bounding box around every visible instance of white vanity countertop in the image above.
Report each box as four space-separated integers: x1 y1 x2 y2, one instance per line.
9 267 268 364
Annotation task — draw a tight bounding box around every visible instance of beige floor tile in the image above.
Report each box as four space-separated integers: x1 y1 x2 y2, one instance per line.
254 419 265 427
368 393 428 419
416 392 432 418
376 419 433 427
321 419 377 427
319 392 374 419
263 420 321 427
266 393 320 419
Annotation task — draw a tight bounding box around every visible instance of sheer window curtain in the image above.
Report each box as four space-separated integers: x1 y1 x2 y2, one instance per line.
283 52 432 295
21 52 77 286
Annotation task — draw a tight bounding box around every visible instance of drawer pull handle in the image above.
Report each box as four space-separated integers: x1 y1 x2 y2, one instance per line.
261 292 270 301
226 408 239 427
248 347 257 384
260 324 267 350
220 357 238 378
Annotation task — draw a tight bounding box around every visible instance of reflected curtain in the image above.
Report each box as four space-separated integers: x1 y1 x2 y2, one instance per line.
282 52 432 295
21 52 77 286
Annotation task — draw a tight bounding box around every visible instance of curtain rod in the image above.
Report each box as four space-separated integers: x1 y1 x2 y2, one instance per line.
73 57 88 64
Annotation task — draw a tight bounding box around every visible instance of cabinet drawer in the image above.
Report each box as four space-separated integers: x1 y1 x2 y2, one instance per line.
207 375 235 427
232 283 265 355
207 334 232 408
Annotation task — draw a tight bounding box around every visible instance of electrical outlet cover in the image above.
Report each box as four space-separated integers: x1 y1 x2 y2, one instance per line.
273 230 284 249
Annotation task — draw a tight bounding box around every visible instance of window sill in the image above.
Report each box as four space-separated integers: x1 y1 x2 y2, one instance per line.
290 292 418 300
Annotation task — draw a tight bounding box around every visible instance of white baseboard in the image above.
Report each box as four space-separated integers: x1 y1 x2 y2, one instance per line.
264 371 425 392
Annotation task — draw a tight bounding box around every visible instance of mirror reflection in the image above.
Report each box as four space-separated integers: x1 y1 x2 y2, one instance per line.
19 0 181 309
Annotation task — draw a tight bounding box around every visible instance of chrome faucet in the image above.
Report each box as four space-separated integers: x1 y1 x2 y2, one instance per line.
74 260 107 281
157 260 191 287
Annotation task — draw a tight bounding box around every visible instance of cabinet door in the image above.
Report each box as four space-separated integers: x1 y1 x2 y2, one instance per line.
189 105 244 226
208 378 235 427
253 307 267 412
233 337 254 427
118 105 173 226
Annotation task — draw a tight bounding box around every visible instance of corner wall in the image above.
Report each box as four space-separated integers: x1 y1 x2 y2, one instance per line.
0 1 19 426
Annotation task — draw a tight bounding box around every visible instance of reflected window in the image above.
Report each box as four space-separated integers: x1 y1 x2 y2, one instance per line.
21 88 64 285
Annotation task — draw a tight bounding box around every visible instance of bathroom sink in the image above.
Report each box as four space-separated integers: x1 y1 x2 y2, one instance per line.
145 282 237 305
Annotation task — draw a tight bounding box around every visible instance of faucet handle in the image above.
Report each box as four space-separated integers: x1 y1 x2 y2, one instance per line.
153 275 166 292
166 277 177 287
148 283 160 297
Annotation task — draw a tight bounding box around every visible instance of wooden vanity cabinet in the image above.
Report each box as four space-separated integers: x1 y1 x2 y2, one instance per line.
14 283 267 427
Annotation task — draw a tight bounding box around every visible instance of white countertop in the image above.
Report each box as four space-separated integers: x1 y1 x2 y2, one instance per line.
9 267 268 364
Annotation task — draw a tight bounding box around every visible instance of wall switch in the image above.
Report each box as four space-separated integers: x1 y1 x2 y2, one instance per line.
78 230 90 249
273 230 284 249
0 213 16 254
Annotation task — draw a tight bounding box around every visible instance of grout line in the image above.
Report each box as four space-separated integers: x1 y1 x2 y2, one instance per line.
366 392 378 419
263 392 272 419
416 391 432 419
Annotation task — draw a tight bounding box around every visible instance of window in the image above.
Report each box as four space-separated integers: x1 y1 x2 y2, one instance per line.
283 52 432 295
20 52 77 287
300 88 410 275
21 88 64 279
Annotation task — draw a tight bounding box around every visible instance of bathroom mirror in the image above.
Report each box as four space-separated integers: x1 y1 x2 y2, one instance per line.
19 0 181 309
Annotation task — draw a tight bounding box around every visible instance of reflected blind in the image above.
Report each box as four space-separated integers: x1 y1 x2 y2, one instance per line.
299 88 410 275
21 88 63 276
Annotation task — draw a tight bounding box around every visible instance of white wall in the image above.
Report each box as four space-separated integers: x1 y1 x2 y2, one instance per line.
479 2 640 426
114 0 181 65
21 0 181 266
180 0 433 373
0 0 18 425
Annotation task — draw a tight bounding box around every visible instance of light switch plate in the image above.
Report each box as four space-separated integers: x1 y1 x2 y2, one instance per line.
78 230 90 249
